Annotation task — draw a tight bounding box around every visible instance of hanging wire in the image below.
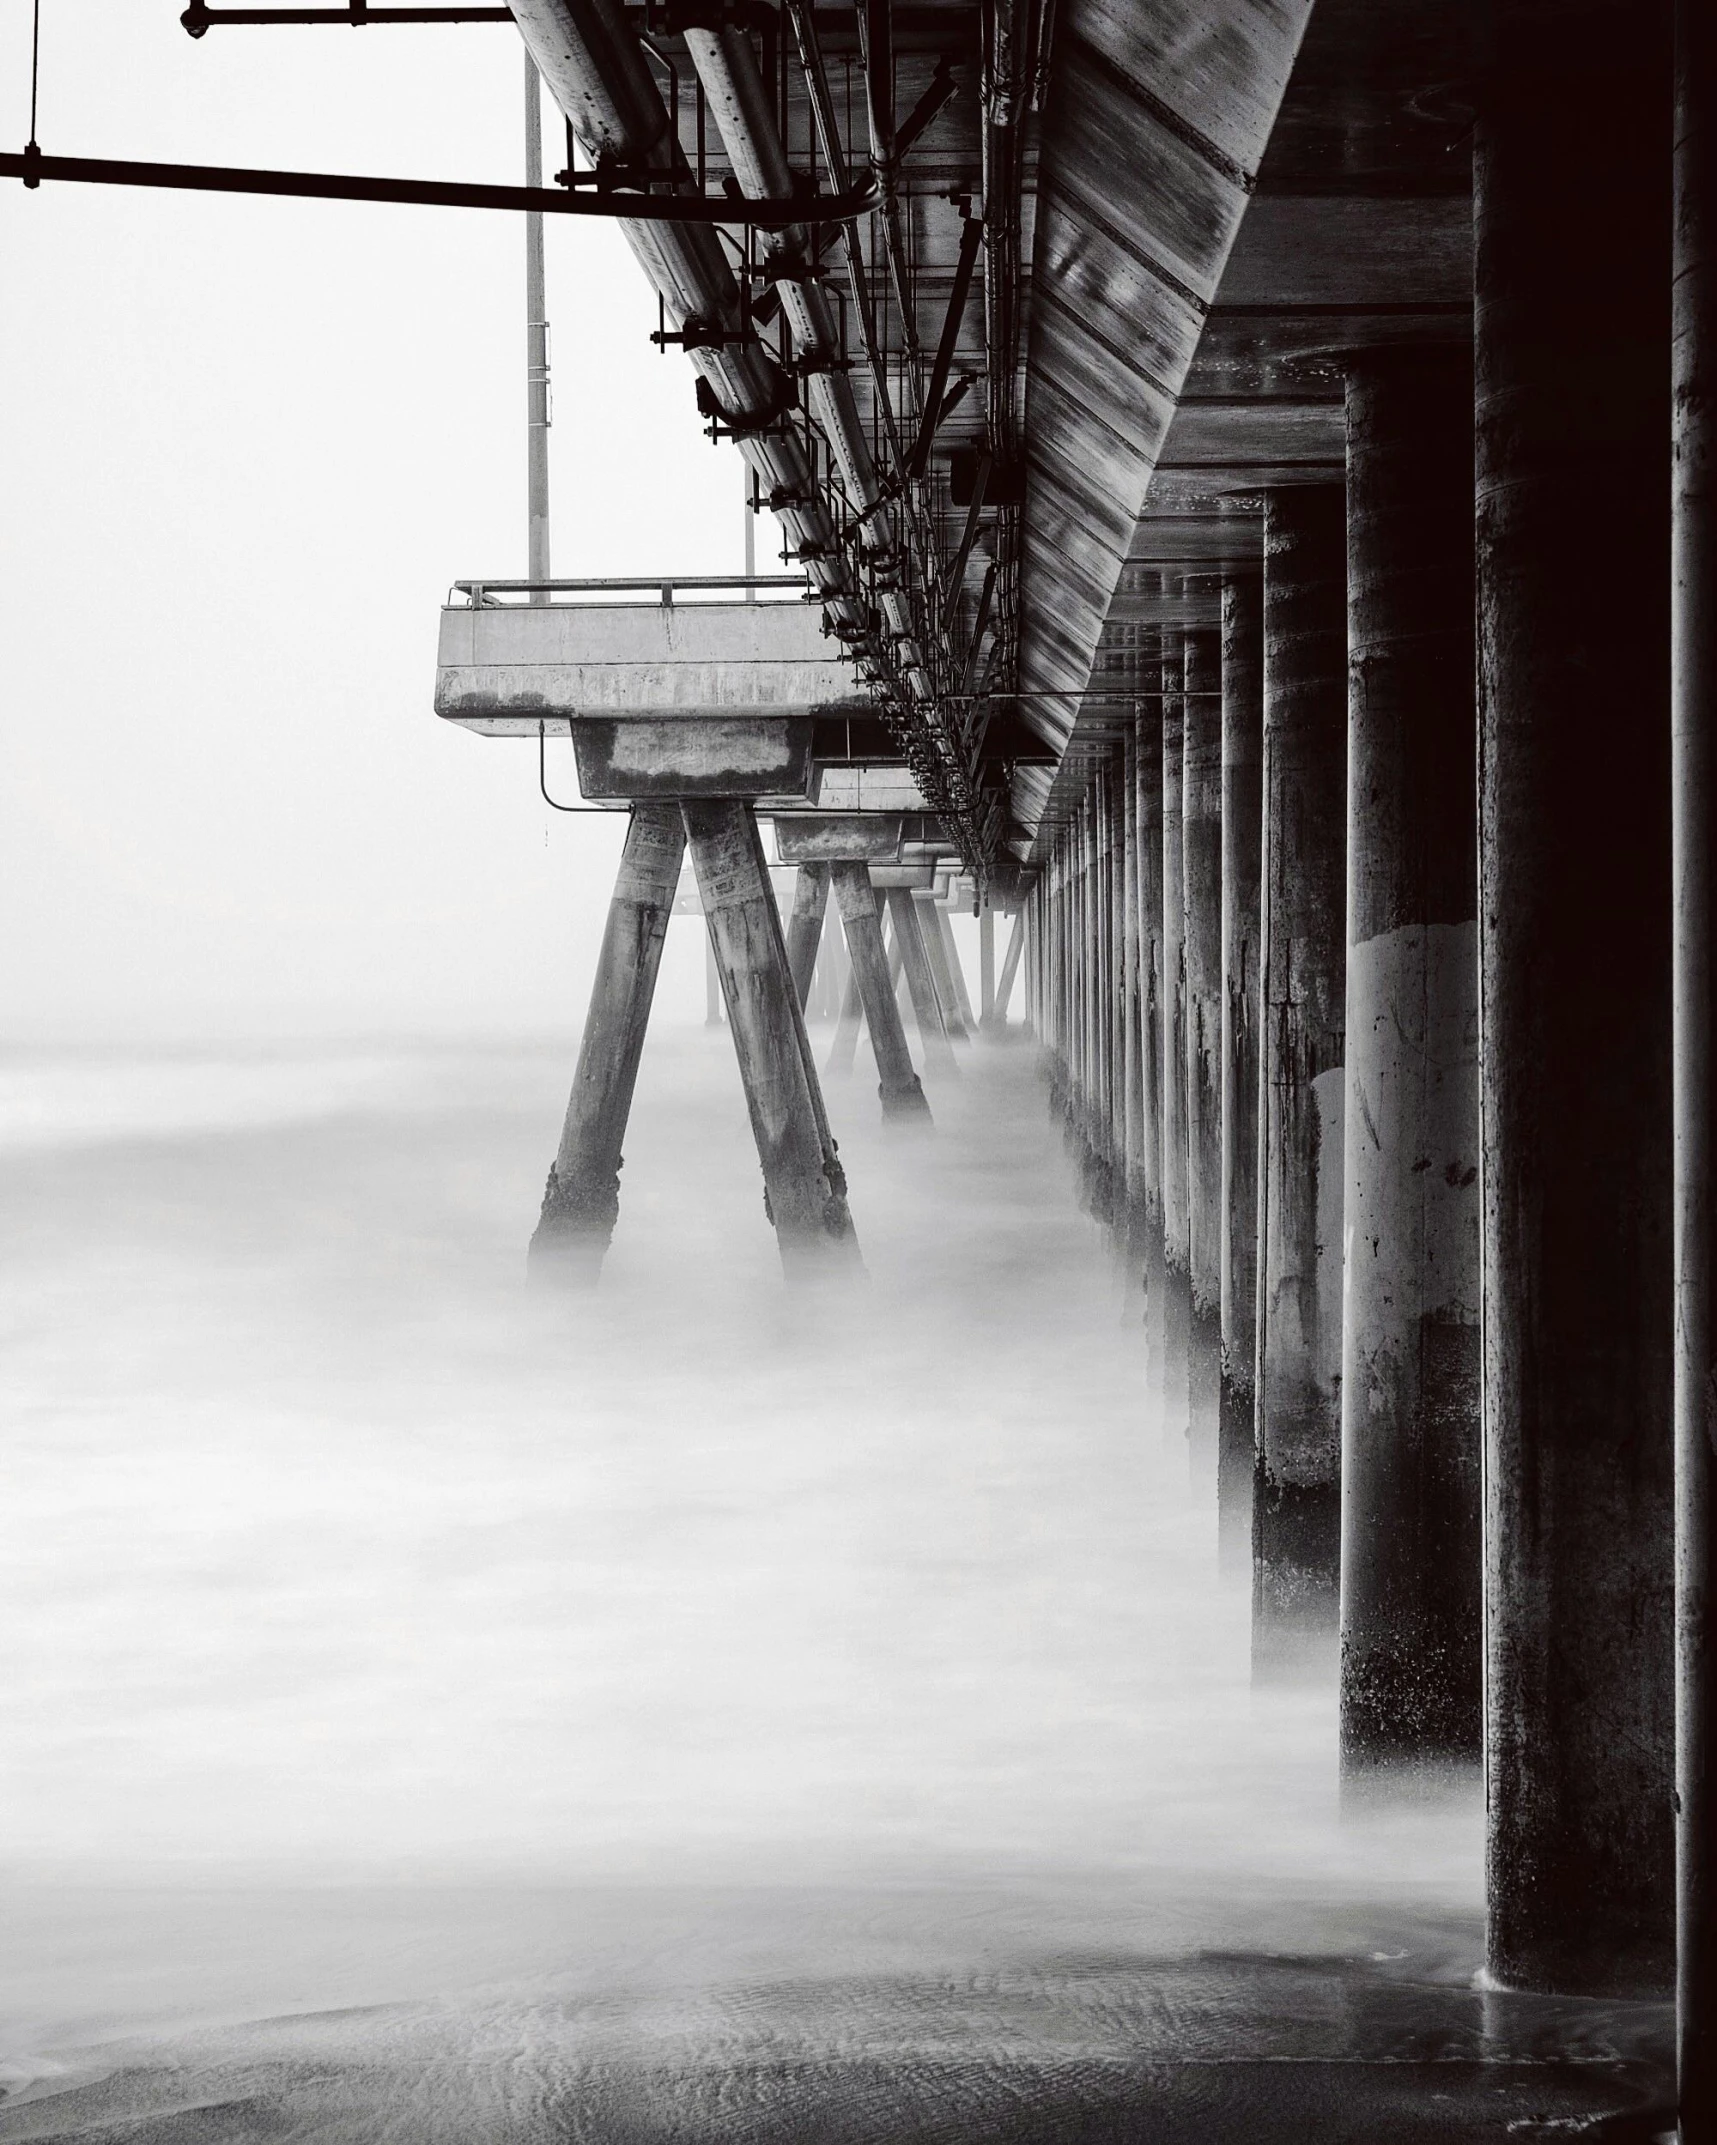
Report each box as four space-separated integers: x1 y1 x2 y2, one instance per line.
23 0 43 180
538 718 607 812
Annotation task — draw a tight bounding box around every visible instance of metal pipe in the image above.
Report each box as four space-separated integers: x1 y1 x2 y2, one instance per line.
682 21 880 512
523 53 552 597
0 144 870 225
507 0 862 632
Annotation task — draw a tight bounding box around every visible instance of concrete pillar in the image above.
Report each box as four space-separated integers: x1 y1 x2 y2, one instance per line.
1337 345 1482 1788
830 863 931 1122
915 889 970 1042
979 907 997 1024
1107 753 1129 1210
683 799 860 1273
1161 621 1192 1444
889 887 959 1077
935 902 978 1033
1184 620 1225 1493
529 803 685 1283
785 863 830 1011
827 961 863 1075
1220 568 1263 1579
1122 722 1146 1256
995 910 1024 1024
1477 0 1673 1996
1256 485 1347 1681
1677 0 1717 2114
1136 682 1168 1409
704 930 723 1025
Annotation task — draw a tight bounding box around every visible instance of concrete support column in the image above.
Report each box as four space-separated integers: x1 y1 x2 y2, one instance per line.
1122 723 1146 1253
832 864 930 1122
889 886 959 1077
1477 0 1673 1996
1108 752 1129 1212
684 800 861 1274
996 910 1024 1025
979 908 997 1024
1339 346 1482 1786
1185 619 1225 1492
1677 0 1717 2113
935 903 977 1032
705 932 723 1025
915 890 970 1043
1256 485 1347 1681
1220 568 1264 1577
529 803 686 1283
1161 621 1192 1442
785 863 831 1011
1137 684 1168 1408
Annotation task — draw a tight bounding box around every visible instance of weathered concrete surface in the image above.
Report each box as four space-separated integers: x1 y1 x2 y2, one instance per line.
684 800 860 1273
1255 486 1347 1684
1184 620 1225 1495
1339 347 1481 1787
528 804 686 1286
1676 0 1717 2118
830 863 929 1123
1220 568 1263 1581
1476 0 1673 2000
773 815 904 866
1160 623 1192 1446
435 598 865 731
572 717 815 801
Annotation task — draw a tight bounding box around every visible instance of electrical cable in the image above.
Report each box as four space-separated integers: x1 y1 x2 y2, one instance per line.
537 719 610 812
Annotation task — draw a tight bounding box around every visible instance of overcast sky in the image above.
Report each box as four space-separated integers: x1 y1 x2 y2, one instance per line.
0 1 762 1039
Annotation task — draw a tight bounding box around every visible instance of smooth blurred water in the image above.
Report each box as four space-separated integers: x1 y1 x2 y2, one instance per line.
0 1022 1665 2137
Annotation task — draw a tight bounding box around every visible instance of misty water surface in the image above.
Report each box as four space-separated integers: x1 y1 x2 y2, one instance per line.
0 1023 1667 2138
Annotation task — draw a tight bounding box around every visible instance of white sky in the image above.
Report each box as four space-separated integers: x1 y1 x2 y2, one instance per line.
0 0 766 1038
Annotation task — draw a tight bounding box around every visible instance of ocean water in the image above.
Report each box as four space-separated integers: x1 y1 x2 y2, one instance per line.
0 1025 1671 2138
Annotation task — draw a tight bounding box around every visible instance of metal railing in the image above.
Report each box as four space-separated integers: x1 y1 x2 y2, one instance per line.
451 574 813 609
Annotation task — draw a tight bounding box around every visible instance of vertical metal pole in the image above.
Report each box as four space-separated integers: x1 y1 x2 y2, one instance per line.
523 53 551 597
744 461 757 595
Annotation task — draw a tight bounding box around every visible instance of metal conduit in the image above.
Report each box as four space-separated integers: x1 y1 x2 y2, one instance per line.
681 24 881 516
507 0 859 625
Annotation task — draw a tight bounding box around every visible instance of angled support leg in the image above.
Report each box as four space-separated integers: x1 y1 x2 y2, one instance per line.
529 803 685 1285
827 962 864 1074
684 800 861 1274
988 911 1025 1030
785 862 831 1011
887 887 960 1076
914 889 971 1039
830 862 931 1122
933 898 979 1032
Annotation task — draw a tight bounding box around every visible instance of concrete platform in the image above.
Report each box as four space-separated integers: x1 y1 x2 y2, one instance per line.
435 594 868 737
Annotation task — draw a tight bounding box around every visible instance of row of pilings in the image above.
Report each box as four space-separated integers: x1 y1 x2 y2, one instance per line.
1023 6 1717 2094
1020 2 1705 2045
